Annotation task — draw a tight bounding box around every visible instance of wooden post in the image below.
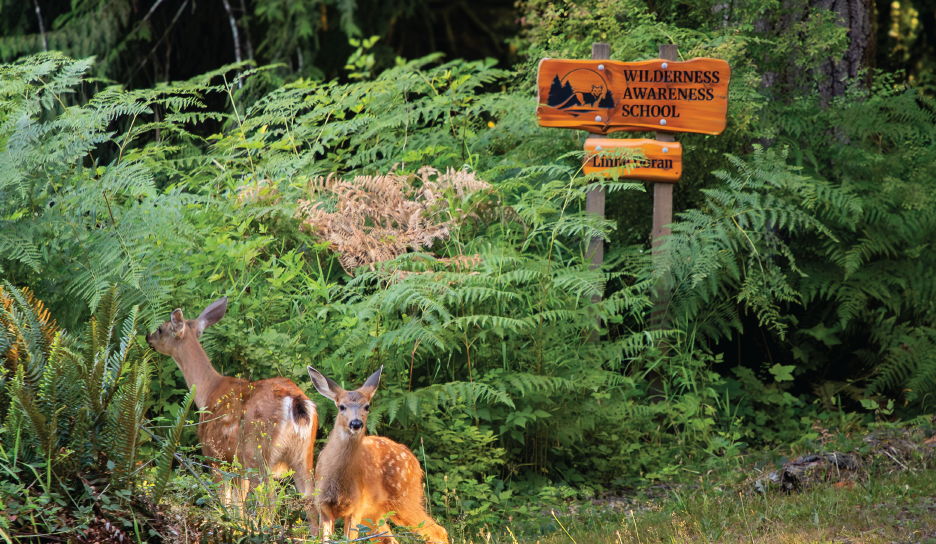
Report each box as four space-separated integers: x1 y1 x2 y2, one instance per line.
586 42 610 342
535 43 730 331
586 42 610 273
650 44 678 330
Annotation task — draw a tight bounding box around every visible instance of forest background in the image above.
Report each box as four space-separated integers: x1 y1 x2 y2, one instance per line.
1 0 936 541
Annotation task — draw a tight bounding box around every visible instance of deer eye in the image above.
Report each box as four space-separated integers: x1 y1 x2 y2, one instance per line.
364 404 370 412
338 405 346 412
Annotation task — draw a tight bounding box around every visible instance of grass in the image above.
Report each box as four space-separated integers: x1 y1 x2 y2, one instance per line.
494 466 936 544
148 429 936 543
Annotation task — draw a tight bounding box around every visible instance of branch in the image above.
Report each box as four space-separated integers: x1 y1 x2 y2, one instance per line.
32 0 48 52
128 0 190 85
238 0 254 61
142 0 167 23
221 0 243 89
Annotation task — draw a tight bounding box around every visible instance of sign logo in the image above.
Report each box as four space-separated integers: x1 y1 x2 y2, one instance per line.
546 70 615 113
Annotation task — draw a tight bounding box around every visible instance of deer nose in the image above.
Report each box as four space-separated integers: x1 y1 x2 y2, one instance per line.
349 419 364 431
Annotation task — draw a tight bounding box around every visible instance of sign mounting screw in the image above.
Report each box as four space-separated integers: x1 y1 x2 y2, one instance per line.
596 146 603 151
595 115 602 122
662 147 669 153
661 62 668 69
598 64 605 71
660 119 667 125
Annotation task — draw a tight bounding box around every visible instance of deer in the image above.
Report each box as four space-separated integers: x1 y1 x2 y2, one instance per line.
145 297 318 532
306 365 449 543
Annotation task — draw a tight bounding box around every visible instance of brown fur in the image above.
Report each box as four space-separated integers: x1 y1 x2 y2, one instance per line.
146 298 318 532
308 366 448 543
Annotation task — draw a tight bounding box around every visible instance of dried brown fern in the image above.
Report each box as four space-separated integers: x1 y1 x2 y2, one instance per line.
297 167 492 274
0 285 59 378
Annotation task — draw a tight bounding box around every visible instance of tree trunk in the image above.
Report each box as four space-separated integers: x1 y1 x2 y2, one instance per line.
813 0 873 99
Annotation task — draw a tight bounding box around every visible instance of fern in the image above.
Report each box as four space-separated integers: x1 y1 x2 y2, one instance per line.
778 81 936 401
0 53 212 326
0 283 154 495
660 146 856 341
0 282 59 384
150 385 195 505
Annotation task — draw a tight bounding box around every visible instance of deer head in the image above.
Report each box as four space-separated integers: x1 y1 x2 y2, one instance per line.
306 366 382 436
146 297 228 356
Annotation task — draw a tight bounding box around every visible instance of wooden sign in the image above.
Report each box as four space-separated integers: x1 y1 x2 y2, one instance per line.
584 138 682 183
537 57 730 135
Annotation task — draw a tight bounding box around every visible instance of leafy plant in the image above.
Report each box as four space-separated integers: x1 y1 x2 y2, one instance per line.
0 283 188 540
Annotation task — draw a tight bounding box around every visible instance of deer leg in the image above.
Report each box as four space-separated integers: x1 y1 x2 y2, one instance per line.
235 475 251 513
391 509 448 544
344 511 364 540
212 467 242 515
253 460 277 522
219 476 249 517
210 469 226 507
418 521 449 544
348 510 398 541
319 504 336 541
292 469 319 535
374 522 397 544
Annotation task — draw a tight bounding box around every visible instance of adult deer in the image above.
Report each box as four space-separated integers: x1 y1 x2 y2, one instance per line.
145 298 318 530
307 365 449 543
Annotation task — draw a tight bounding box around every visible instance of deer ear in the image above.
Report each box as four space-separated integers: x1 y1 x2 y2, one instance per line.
195 297 227 337
170 309 186 338
307 366 344 402
358 365 383 400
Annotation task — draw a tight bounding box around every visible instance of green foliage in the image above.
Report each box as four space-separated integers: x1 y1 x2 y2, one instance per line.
0 53 211 328
0 283 194 540
420 409 507 525
0 0 935 532
661 146 860 341
1 284 146 482
150 384 195 505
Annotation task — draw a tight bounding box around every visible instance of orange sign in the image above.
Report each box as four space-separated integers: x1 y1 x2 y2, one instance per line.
583 139 682 183
537 58 730 135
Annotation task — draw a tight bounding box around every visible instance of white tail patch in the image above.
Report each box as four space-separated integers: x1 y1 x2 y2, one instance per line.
299 400 316 439
282 396 297 433
282 396 316 438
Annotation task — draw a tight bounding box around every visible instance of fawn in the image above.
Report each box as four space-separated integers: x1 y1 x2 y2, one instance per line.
146 298 318 531
307 365 449 543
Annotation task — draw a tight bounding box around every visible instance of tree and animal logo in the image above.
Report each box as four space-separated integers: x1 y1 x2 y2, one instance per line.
546 68 615 115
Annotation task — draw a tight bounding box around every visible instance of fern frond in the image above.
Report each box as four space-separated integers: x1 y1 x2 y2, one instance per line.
150 384 195 504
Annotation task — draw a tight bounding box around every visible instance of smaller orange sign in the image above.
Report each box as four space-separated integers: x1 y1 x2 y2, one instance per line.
583 139 682 183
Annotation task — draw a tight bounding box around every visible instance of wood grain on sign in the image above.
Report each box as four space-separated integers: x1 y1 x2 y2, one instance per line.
537 57 730 135
583 139 682 183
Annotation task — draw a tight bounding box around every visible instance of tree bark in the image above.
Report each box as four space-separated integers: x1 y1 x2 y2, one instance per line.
813 0 873 99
